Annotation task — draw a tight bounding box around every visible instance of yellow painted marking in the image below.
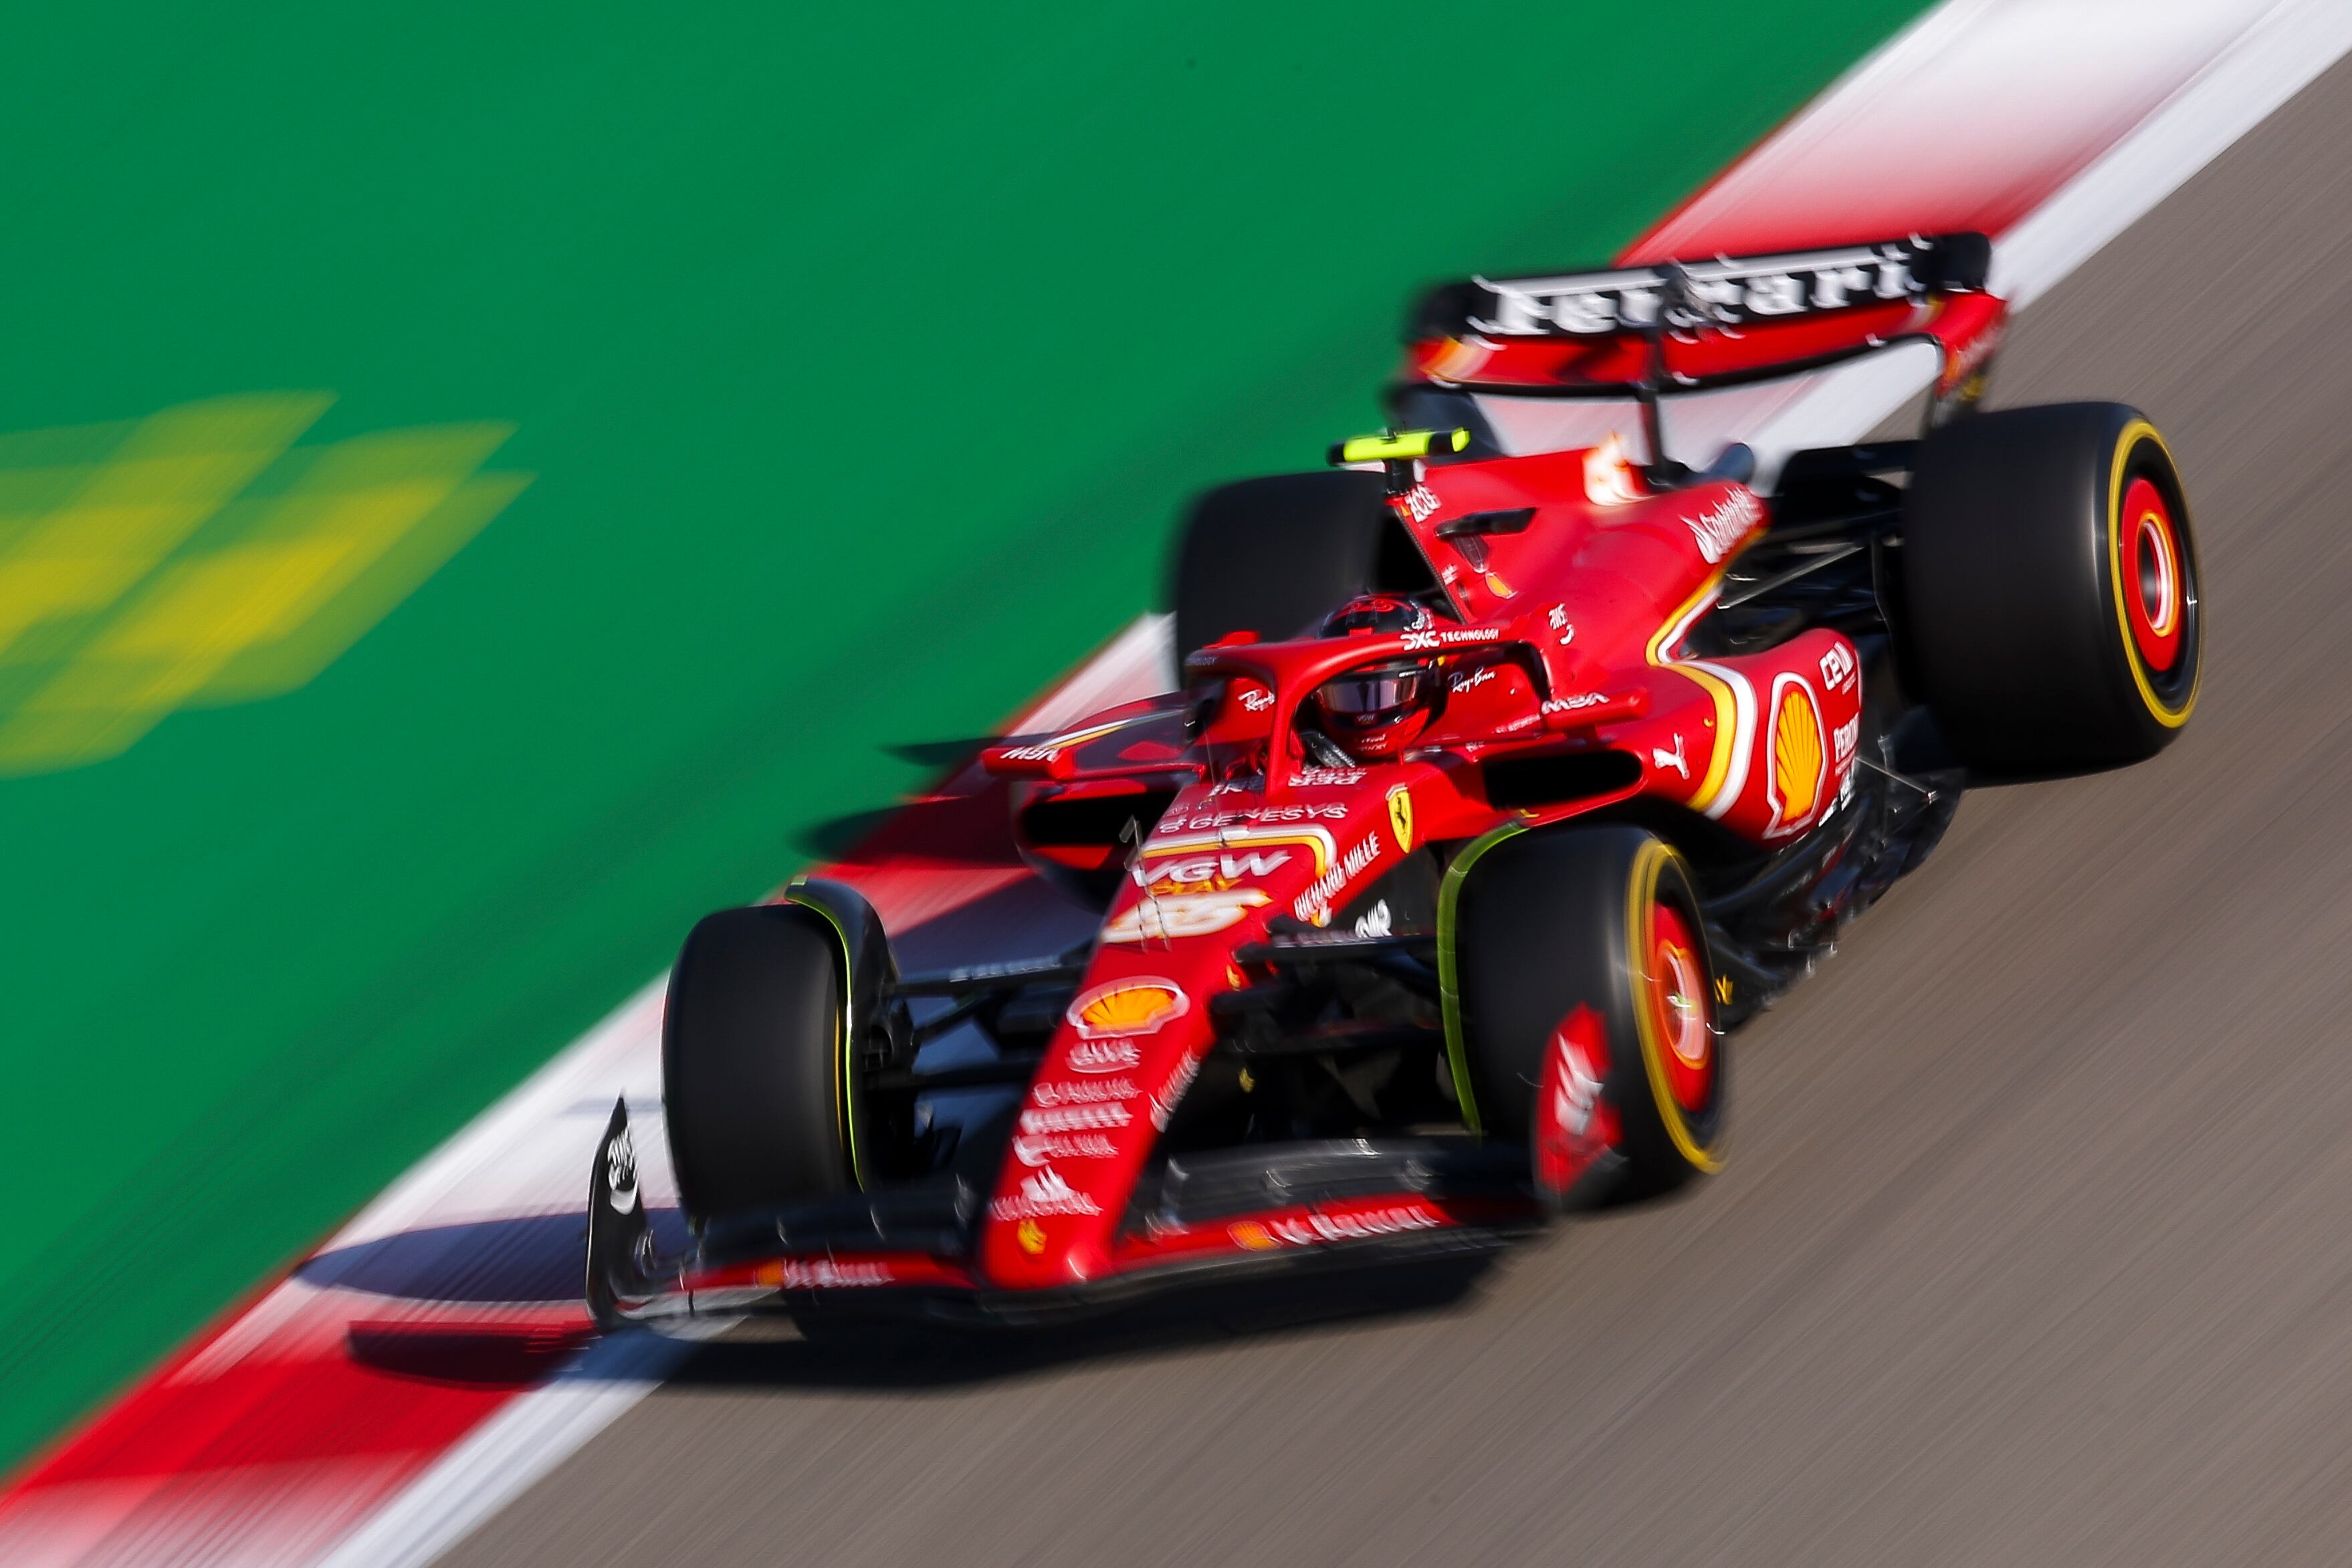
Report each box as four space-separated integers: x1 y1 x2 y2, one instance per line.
0 395 530 775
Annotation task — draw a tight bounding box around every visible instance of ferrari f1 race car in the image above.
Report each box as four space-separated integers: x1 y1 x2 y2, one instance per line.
589 233 2203 1327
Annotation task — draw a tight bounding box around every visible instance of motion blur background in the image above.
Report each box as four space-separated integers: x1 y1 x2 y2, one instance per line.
0 0 1933 1472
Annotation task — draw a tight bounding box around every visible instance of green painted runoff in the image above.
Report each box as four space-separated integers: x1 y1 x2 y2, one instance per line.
0 0 1930 1468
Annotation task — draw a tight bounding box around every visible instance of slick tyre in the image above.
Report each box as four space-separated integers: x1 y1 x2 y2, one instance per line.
1170 471 1403 661
1901 402 2201 772
663 903 858 1219
1448 825 1723 1206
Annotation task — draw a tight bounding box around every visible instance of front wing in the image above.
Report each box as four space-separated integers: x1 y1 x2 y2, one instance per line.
586 1101 1541 1329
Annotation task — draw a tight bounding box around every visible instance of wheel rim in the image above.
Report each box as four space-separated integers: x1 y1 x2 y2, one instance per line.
2121 475 2185 674
1646 901 1713 1112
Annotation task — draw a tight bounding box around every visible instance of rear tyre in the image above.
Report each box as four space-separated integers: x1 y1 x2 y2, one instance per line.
1449 825 1724 1206
1170 471 1410 661
663 904 857 1219
1901 402 2201 772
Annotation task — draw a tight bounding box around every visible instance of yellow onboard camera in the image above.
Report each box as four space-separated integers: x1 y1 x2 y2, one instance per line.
1326 427 1473 467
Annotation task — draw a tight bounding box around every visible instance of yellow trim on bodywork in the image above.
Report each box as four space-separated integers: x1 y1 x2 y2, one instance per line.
1644 571 1740 812
1138 827 1335 876
1626 838 1723 1173
2107 419 2199 728
1436 823 1528 1135
1039 715 1146 751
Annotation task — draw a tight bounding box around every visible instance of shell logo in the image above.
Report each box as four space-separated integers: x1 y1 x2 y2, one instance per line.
1766 679 1825 836
1067 978 1190 1039
1017 1220 1047 1255
1229 1221 1279 1252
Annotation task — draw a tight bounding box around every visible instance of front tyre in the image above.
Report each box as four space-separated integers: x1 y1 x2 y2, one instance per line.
1447 825 1724 1206
663 903 859 1219
1901 402 2202 772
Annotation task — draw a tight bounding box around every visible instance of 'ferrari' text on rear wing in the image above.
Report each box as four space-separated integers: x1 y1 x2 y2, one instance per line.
1413 233 1992 341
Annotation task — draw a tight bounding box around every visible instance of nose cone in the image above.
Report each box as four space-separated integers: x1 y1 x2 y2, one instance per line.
976 776 1407 1290
976 1169 1117 1286
976 970 1214 1290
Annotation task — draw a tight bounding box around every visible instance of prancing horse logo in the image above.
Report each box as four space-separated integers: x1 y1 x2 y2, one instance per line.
1386 785 1416 853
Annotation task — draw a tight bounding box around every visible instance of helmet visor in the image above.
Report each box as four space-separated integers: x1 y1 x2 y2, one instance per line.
1318 663 1428 725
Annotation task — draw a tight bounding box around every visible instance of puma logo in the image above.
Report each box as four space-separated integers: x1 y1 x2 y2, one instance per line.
1652 734 1690 780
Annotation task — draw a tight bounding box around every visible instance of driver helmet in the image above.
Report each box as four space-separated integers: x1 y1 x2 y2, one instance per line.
1310 594 1445 759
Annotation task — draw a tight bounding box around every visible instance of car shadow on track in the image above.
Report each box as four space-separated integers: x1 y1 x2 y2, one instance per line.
300 1212 1504 1391
303 1182 1709 1391
658 1255 1501 1393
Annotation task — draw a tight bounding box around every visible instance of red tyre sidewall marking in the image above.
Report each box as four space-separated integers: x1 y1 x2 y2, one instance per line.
1533 1003 1618 1198
1648 901 1714 1113
2121 475 2184 673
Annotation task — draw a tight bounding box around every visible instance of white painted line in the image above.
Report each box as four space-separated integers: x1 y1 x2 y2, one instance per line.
1994 0 2352 307
316 1335 692 1568
1629 0 2264 262
1012 612 1176 734
1743 0 2352 475
328 980 673 1248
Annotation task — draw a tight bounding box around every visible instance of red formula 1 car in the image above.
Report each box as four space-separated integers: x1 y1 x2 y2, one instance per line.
589 233 2202 1325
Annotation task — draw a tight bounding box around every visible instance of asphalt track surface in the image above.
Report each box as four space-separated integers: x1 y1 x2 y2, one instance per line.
449 58 2352 1567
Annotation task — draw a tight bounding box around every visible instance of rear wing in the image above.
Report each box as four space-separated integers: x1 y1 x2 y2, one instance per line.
1403 233 2003 401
